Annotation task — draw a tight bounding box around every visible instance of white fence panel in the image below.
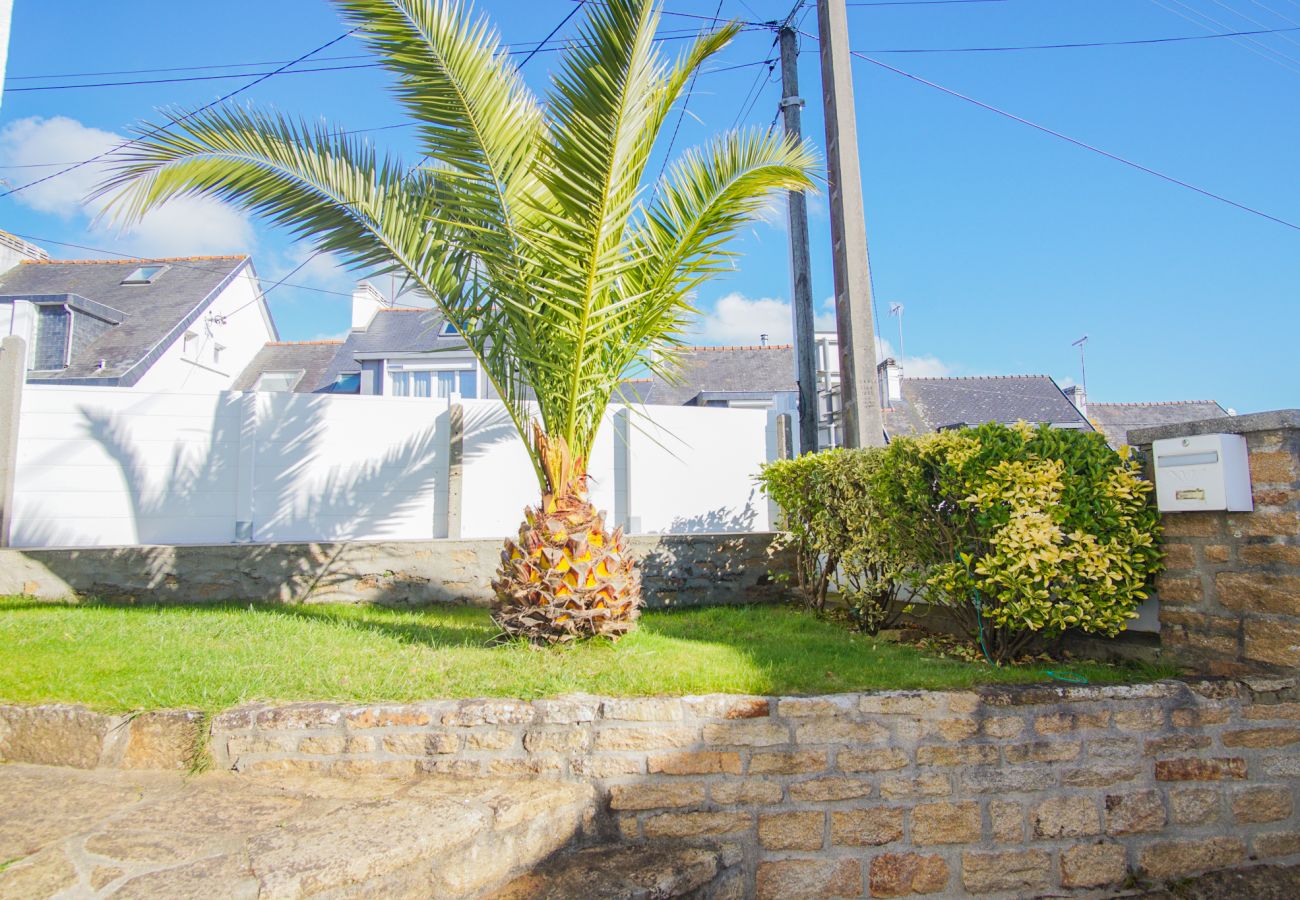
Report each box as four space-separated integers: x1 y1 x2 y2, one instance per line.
248 392 450 543
10 386 241 547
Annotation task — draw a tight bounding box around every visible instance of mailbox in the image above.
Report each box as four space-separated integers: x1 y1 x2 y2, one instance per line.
1151 433 1252 512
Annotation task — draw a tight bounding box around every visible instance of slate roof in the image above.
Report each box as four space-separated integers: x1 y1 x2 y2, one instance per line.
639 345 797 405
885 375 1093 437
1087 401 1228 447
0 255 252 384
316 307 460 386
232 341 345 393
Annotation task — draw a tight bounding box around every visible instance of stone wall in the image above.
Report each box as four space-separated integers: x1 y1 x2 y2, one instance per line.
5 678 1299 897
0 532 792 608
1130 410 1300 673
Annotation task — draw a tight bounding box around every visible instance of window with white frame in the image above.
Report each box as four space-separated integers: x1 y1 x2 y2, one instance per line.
255 371 301 392
389 367 477 399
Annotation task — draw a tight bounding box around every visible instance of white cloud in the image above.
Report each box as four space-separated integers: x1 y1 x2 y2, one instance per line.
694 292 954 376
0 115 255 256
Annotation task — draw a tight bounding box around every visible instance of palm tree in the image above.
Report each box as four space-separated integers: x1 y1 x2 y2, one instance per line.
97 0 816 643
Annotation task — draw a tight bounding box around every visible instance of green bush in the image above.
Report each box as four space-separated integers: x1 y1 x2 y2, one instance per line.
761 422 1163 662
758 448 912 633
874 422 1163 662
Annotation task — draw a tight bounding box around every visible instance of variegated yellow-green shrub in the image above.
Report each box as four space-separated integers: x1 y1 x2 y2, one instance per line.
874 422 1163 662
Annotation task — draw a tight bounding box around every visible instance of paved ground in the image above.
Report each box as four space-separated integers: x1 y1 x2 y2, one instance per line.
0 763 592 898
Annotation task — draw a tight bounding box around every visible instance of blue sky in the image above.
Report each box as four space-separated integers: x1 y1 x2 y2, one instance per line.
2 0 1296 412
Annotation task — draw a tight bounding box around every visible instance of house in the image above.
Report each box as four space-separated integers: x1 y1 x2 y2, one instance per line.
0 235 276 392
235 282 488 399
1063 386 1230 448
629 331 1091 448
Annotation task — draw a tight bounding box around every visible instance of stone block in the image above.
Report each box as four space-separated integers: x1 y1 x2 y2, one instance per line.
346 704 434 729
868 853 949 898
1060 843 1128 889
989 800 1023 842
1204 544 1232 563
256 703 345 730
1032 795 1100 839
683 695 770 720
1154 757 1247 781
1105 790 1166 835
1253 831 1300 859
244 758 330 775
593 726 697 751
838 747 908 772
1241 544 1300 567
648 751 741 775
382 732 461 755
1035 710 1110 734
465 729 517 751
1217 573 1300 615
1139 837 1245 879
916 744 998 766
532 696 599 724
1154 575 1203 605
571 755 644 778
1222 727 1300 748
332 758 417 777
1250 450 1298 483
964 765 1056 793
608 782 705 811
1170 706 1231 727
523 729 588 754
911 802 981 845
1162 542 1195 570
830 807 905 847
794 718 888 745
759 811 825 850
441 699 532 727
927 717 978 742
1168 787 1221 825
643 811 750 839
1232 511 1300 537
1089 737 1141 759
1060 762 1142 788
225 735 296 756
1145 733 1211 755
859 692 946 716
749 750 826 774
756 859 861 900
1004 741 1080 764
790 777 875 802
601 699 685 722
485 757 563 777
702 720 789 747
121 710 204 770
0 704 114 768
1232 785 1293 823
980 716 1025 739
1114 708 1165 731
710 779 782 805
1161 513 1221 537
880 774 950 800
960 850 1051 894
1244 702 1300 721
778 695 859 717
1246 619 1300 668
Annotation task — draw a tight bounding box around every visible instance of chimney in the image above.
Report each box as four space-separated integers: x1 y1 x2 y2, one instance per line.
1064 384 1087 417
759 333 769 347
876 357 902 407
350 281 389 331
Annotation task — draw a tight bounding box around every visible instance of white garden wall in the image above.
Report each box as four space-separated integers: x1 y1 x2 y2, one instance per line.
7 385 778 548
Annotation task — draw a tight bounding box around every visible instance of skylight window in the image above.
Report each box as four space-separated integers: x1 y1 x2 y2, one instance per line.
121 264 167 285
439 320 459 336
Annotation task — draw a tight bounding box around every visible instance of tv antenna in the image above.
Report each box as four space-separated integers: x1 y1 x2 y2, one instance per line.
1071 335 1089 396
888 303 904 362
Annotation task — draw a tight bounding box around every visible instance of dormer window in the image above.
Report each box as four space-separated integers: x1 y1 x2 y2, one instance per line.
121 264 167 285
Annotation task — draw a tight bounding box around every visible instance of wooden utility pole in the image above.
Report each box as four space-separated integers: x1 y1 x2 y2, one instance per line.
778 26 819 455
816 0 885 447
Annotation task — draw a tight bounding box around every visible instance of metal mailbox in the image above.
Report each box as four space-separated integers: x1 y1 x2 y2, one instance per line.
1151 433 1253 512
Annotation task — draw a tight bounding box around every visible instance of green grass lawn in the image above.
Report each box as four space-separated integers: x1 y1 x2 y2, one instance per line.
0 597 1172 713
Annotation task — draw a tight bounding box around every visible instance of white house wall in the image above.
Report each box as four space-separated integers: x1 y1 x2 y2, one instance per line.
8 389 779 548
131 267 275 394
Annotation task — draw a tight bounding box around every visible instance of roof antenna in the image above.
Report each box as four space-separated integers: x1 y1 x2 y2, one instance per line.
1071 335 1088 397
889 302 904 363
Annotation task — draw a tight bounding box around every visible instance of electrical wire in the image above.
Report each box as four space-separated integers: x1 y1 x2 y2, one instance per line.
0 29 359 201
801 32 1300 232
860 24 1300 52
655 0 726 187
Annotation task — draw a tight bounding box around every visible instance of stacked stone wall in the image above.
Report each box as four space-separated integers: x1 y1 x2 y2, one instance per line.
1131 411 1300 673
5 678 1299 897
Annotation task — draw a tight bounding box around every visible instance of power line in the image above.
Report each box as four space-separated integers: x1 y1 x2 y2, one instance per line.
656 0 726 186
519 0 588 68
0 29 359 201
861 24 1300 52
846 0 1010 6
813 34 1300 232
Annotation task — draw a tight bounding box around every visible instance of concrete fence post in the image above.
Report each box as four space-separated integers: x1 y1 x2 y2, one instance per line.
0 335 26 547
446 402 464 539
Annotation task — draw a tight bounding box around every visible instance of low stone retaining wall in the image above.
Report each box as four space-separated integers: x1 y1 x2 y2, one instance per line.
4 677 1299 897
0 532 791 608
